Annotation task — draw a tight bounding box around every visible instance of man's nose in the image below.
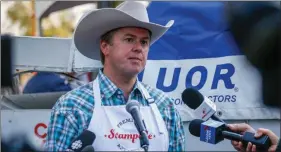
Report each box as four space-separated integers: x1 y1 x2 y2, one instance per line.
133 41 143 52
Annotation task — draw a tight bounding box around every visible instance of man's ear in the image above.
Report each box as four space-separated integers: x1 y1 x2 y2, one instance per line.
100 40 110 56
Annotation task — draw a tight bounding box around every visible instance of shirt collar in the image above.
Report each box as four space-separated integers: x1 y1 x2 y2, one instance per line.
98 69 141 99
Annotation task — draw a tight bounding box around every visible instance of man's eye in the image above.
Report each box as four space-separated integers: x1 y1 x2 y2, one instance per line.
125 38 134 42
141 40 148 45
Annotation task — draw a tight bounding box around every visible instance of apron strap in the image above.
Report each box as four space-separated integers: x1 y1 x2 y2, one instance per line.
88 78 102 131
93 77 102 108
137 82 165 134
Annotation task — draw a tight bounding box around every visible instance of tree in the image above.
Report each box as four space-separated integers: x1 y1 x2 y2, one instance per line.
41 12 74 37
6 1 74 37
6 2 33 36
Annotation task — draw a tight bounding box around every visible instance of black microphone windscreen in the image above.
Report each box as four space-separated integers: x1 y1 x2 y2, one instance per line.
189 119 204 137
70 130 96 151
182 88 204 109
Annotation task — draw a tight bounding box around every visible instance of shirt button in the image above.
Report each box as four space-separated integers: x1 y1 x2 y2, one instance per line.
117 90 122 95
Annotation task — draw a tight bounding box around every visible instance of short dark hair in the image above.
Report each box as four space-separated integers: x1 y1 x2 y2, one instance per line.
100 28 118 65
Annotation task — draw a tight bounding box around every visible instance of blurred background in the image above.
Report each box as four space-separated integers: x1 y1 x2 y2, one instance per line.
1 1 149 94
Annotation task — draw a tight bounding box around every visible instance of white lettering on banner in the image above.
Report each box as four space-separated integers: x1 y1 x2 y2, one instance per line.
140 56 262 107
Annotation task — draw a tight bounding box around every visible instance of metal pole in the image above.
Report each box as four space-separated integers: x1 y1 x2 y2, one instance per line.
31 0 36 36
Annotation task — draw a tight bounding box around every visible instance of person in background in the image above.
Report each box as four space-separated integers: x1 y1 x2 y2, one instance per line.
22 72 72 94
227 123 280 152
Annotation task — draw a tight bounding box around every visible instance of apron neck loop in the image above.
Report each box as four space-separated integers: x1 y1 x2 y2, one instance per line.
137 82 165 134
137 81 155 104
93 77 102 107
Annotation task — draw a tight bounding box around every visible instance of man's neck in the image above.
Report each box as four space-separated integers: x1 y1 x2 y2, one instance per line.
103 67 137 100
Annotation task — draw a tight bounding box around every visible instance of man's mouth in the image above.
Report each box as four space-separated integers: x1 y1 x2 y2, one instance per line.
128 57 142 61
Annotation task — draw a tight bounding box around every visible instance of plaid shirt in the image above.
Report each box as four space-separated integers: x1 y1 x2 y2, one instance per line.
45 69 185 151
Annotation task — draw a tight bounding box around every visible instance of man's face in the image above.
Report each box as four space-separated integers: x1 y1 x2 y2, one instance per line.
101 27 150 76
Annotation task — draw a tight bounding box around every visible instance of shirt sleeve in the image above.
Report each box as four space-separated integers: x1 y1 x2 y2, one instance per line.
44 109 77 151
44 100 88 151
168 107 186 151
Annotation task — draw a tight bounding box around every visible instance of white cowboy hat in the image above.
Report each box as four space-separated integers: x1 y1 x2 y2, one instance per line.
73 1 174 60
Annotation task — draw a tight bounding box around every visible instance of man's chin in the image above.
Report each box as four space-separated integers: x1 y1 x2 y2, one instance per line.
125 67 143 77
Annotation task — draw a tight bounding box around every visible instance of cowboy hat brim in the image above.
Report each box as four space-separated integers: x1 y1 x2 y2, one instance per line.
73 8 174 60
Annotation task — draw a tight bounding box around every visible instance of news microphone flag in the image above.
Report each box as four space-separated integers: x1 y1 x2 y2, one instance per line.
200 119 225 144
194 96 216 121
182 88 227 123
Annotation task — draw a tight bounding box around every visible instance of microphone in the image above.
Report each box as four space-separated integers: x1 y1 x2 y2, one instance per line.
182 88 225 123
189 119 272 150
81 145 95 152
126 100 149 152
68 130 96 152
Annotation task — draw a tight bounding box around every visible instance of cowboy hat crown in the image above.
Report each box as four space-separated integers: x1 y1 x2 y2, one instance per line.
73 1 174 60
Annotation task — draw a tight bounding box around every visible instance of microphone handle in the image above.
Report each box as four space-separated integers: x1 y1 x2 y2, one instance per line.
81 145 95 152
222 131 271 150
242 132 271 150
140 131 149 152
222 131 243 141
131 110 150 151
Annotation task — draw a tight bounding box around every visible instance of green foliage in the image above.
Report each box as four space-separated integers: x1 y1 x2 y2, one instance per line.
6 1 74 37
7 2 33 36
41 13 74 37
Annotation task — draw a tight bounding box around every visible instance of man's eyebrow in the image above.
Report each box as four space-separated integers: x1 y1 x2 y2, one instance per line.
124 33 150 39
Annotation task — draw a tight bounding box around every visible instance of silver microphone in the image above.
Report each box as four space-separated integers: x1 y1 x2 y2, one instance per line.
126 100 149 152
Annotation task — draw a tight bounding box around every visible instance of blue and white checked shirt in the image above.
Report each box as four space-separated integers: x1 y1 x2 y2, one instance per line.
45 69 185 151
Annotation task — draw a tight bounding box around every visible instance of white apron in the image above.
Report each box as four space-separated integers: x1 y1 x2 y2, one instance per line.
87 77 169 151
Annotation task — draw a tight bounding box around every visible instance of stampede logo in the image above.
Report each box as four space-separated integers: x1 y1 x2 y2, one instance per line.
104 118 156 143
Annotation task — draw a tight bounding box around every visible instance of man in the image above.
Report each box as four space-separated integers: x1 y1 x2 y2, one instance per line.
227 123 280 152
45 1 185 151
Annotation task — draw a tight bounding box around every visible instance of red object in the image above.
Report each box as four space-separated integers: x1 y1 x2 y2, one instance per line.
34 123 47 139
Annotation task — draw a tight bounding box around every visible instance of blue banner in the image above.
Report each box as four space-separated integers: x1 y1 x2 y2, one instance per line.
146 2 242 60
136 2 279 121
